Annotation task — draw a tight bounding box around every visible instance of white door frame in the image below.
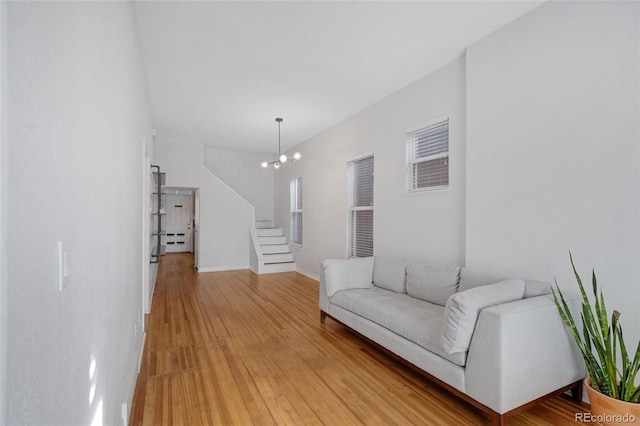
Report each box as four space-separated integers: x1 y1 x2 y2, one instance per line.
194 189 200 269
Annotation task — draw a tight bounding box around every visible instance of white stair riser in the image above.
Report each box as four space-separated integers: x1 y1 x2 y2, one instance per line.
256 228 283 237
263 253 293 264
259 236 286 245
259 262 296 274
253 223 296 274
255 220 274 229
261 244 290 254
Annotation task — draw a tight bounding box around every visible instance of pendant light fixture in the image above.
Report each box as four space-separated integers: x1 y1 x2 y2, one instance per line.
261 117 301 169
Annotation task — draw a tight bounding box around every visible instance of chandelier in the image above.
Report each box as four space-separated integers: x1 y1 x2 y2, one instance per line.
261 117 301 169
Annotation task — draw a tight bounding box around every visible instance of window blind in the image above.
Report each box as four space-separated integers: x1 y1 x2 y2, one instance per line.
347 155 374 257
290 177 303 245
406 117 449 191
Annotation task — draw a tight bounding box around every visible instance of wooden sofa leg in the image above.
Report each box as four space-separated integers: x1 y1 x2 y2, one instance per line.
320 311 327 324
570 380 583 401
490 412 507 426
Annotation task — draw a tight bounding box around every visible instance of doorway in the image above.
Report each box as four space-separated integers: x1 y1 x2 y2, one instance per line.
163 188 198 264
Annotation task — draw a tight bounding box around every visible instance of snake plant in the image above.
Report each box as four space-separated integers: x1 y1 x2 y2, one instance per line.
552 253 640 403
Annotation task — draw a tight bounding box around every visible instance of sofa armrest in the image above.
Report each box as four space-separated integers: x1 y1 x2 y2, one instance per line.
465 293 584 414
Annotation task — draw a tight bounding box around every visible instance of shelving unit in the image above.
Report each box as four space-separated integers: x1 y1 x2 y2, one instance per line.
150 165 166 263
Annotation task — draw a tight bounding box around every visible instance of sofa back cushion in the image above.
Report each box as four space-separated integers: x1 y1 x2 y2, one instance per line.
522 280 552 297
405 263 460 305
458 269 505 292
323 257 374 297
441 278 525 354
460 268 552 298
373 256 407 293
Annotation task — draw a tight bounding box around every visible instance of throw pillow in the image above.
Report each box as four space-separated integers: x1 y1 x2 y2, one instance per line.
405 263 460 305
441 278 525 354
323 257 374 297
373 256 407 293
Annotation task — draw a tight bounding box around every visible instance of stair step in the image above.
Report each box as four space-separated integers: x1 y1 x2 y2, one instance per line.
258 235 286 245
256 228 283 237
255 220 274 229
261 244 290 254
260 262 296 274
263 252 293 264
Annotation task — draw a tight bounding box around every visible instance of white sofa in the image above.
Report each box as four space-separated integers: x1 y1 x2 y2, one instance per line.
319 256 585 425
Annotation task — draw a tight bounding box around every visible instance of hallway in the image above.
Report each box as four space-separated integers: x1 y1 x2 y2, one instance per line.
130 254 588 425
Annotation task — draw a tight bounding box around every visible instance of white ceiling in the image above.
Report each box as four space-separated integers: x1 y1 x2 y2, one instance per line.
134 1 542 153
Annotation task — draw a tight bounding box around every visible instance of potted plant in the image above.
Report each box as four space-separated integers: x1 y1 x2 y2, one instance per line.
553 254 640 425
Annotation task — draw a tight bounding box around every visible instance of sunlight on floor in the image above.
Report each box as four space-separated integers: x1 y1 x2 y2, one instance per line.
89 355 102 426
90 400 103 426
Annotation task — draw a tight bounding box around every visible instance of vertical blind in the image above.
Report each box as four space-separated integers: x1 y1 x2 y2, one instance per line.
406 117 449 191
347 155 374 257
290 177 303 245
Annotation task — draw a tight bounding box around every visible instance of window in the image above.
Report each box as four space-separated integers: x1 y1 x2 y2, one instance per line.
406 116 449 192
290 177 303 245
347 155 374 257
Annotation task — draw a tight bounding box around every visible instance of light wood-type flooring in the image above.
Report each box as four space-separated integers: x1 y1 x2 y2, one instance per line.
130 253 589 425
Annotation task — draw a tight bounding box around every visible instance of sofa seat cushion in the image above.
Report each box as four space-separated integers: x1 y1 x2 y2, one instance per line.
330 287 467 366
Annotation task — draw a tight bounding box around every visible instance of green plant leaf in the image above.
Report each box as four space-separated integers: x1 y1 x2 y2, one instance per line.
621 336 640 402
552 283 600 387
555 253 640 401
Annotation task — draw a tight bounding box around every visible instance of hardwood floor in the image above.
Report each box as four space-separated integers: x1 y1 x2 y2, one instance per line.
130 253 589 425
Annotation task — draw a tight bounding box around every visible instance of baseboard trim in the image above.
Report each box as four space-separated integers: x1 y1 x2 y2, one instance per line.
199 264 318 278
295 267 320 282
197 265 250 273
125 331 146 424
136 331 146 374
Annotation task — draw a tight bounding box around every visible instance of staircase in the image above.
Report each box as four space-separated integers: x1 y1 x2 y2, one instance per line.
254 220 296 274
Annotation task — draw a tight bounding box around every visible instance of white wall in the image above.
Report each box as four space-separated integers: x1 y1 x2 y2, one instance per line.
4 2 153 425
203 146 275 222
0 0 8 422
274 57 466 278
155 140 255 271
466 1 640 343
